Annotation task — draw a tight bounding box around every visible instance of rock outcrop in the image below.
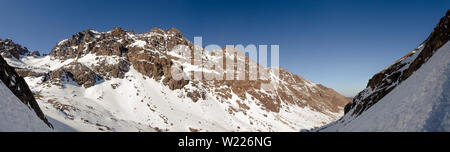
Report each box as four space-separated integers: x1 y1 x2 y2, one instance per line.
48 27 191 89
0 38 29 59
49 62 102 88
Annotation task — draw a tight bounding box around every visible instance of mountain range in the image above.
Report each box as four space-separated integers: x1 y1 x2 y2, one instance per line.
0 10 448 132
0 27 349 131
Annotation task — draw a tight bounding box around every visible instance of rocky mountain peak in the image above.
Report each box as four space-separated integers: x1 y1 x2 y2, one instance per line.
148 27 165 33
147 27 186 41
109 27 128 38
0 38 29 59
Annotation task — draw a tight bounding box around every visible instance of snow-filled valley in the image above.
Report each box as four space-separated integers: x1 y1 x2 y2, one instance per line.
17 57 342 132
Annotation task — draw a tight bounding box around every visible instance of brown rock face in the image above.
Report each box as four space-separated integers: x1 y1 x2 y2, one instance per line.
30 51 41 57
127 51 170 80
47 27 134 86
214 68 350 113
15 68 46 77
344 10 450 116
49 62 101 88
0 55 53 128
48 26 191 90
401 10 450 81
110 27 128 38
50 28 130 60
0 38 29 59
49 30 88 59
92 59 130 80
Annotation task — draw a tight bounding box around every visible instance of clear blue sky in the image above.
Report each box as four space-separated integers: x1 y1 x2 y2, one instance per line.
0 0 448 96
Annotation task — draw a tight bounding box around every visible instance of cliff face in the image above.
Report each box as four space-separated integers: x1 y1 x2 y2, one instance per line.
0 38 29 59
344 10 450 116
0 54 53 128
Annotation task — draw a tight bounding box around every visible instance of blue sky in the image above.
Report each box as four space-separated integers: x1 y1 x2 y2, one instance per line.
0 0 448 96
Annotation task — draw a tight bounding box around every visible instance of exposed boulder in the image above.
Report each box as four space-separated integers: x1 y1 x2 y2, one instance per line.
15 68 46 77
164 77 189 90
49 62 101 88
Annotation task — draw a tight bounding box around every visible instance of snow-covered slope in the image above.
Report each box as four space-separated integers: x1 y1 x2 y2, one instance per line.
319 10 450 132
0 79 51 131
320 42 450 131
17 55 344 132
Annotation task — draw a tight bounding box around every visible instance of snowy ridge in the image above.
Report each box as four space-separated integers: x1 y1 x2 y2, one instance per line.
346 44 424 112
318 10 450 131
341 10 450 119
320 42 450 132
